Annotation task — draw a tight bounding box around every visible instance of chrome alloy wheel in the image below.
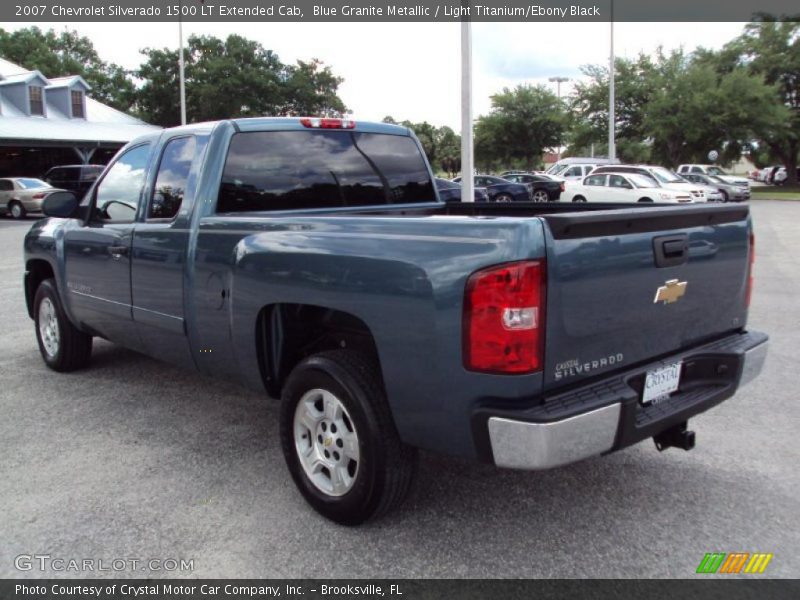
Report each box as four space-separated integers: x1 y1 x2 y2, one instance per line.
293 388 360 497
38 298 60 357
532 190 550 202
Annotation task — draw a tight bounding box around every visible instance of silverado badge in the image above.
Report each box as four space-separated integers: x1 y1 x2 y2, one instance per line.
654 279 688 304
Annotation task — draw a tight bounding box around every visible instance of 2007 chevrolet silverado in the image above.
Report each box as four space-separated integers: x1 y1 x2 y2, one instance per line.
24 117 768 524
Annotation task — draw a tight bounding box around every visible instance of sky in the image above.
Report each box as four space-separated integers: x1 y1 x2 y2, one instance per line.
5 21 747 129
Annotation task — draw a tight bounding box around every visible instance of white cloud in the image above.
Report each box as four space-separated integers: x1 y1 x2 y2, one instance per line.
5 21 747 129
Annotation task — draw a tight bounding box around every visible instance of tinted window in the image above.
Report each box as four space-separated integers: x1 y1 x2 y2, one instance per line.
564 166 583 177
218 130 433 212
690 166 703 173
49 167 79 182
149 136 195 220
82 167 103 181
0 180 12 191
95 144 150 222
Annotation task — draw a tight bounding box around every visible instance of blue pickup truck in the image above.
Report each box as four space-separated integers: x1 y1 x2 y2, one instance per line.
24 117 768 524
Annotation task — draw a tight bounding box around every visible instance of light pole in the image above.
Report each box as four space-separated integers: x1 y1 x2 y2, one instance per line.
460 12 474 202
548 76 570 162
608 0 616 161
178 0 187 125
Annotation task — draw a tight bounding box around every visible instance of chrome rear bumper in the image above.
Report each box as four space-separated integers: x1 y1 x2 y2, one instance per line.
486 336 768 470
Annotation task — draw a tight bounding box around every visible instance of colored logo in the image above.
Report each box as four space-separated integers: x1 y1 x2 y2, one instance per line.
696 552 773 574
654 279 688 304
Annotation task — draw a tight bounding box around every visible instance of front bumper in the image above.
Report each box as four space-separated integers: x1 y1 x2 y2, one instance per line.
478 331 768 470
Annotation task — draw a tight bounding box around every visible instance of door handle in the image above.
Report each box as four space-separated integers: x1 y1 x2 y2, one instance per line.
653 234 688 267
109 245 129 259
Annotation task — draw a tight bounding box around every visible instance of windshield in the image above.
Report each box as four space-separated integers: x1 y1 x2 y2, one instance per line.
707 166 728 176
547 163 569 176
649 167 684 184
17 178 50 189
629 174 659 188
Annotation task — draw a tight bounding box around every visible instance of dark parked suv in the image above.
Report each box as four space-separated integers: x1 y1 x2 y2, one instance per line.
43 165 105 198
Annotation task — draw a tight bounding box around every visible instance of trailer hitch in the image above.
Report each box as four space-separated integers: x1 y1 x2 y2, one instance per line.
654 421 695 452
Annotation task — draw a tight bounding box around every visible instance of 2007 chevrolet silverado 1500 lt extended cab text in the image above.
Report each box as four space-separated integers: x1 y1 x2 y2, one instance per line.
24 117 768 524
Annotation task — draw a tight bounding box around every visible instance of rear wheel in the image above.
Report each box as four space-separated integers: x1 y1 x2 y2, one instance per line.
638 197 654 203
493 193 513 203
34 279 92 371
532 189 550 203
279 350 417 525
8 201 26 219
572 195 586 203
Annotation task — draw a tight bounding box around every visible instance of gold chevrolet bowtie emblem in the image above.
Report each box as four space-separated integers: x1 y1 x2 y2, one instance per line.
654 279 687 304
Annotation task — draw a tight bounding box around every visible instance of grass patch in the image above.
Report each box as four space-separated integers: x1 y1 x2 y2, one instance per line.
751 185 800 201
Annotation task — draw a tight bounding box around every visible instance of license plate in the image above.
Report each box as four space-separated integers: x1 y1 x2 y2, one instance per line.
642 361 682 405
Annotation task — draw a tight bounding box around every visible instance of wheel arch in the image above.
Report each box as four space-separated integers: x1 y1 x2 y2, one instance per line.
24 259 56 318
256 303 382 399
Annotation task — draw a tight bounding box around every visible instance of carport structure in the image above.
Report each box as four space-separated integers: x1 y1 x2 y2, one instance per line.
0 57 160 177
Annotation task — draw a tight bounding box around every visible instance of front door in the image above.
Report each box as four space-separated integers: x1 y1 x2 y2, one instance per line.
63 143 152 348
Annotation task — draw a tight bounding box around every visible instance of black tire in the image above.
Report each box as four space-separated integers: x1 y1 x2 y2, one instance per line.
638 197 654 203
493 193 513 203
721 190 729 203
572 195 586 203
8 201 26 220
280 350 417 525
33 279 92 372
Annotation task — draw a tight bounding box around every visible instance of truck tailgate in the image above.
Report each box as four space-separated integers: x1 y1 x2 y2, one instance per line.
540 204 751 390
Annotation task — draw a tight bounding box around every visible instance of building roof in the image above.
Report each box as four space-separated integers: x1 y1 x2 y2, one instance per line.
0 57 160 146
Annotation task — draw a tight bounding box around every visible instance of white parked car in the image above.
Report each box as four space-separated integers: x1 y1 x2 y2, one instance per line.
565 172 693 204
592 165 708 202
546 157 619 182
677 164 750 187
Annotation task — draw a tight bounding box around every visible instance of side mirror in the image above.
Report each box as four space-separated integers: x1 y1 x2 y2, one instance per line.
42 191 79 218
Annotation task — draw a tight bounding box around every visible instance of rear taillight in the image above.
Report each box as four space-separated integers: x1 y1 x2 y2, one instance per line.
560 182 565 192
32 192 45 200
300 117 355 129
746 233 755 307
463 260 546 374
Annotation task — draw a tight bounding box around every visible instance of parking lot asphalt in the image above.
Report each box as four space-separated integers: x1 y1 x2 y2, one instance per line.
0 201 797 579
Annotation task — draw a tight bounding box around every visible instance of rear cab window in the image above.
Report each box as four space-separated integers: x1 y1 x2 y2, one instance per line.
217 129 434 213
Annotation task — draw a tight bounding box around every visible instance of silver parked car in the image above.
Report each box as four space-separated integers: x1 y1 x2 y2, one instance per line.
681 173 750 202
0 178 64 219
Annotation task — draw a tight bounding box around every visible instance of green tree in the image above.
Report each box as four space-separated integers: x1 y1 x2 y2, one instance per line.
136 34 347 127
474 84 566 171
570 47 786 167
0 26 135 111
725 19 800 184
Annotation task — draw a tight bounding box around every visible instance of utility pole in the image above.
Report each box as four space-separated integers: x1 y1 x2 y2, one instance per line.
608 0 616 161
548 76 570 162
460 14 474 202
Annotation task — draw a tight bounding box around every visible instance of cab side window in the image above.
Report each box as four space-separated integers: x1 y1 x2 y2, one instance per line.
0 179 13 192
149 136 196 220
609 175 631 189
564 166 583 177
584 175 606 187
94 145 150 222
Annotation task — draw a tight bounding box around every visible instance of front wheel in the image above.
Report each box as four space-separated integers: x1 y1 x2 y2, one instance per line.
493 193 513 203
279 350 417 525
638 197 654 203
34 279 92 371
8 201 26 219
572 195 586 203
